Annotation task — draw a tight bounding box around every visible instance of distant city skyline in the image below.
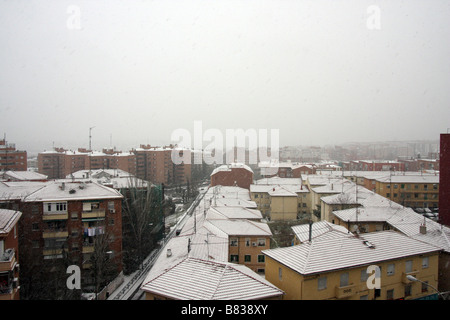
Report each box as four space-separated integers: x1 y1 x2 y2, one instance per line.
1 1 449 156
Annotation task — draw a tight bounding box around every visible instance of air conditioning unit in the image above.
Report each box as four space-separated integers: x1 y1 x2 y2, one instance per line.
109 209 116 213
252 242 257 247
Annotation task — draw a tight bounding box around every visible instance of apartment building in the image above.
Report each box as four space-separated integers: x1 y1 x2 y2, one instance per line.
0 180 123 298
0 209 21 300
0 139 27 172
263 230 441 300
374 175 439 210
250 177 310 220
38 148 137 179
134 145 191 186
210 162 254 189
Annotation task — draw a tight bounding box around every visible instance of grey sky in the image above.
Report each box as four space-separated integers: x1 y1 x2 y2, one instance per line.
1 0 449 154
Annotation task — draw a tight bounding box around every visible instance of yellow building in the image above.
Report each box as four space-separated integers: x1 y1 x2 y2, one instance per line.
374 175 439 210
250 178 310 221
263 230 441 300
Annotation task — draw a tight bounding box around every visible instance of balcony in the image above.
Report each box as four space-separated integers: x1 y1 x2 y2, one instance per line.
0 249 16 273
335 284 357 299
43 230 69 239
82 208 105 219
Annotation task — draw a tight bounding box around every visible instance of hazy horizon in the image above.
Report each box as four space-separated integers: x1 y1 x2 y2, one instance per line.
1 1 450 155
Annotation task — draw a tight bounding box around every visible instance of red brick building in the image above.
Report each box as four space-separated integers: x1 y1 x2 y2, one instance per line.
38 148 136 179
0 139 27 172
440 133 450 227
0 180 123 298
134 145 191 186
210 163 254 190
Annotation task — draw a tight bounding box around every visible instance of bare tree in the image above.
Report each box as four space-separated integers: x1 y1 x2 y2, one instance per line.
120 177 164 274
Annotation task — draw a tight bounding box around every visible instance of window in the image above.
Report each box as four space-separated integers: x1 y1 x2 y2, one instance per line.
230 255 239 262
404 284 412 297
422 257 429 269
257 238 266 246
230 238 238 247
405 260 413 273
257 255 265 263
387 263 395 276
245 238 250 247
387 289 394 300
44 202 67 213
71 212 78 220
340 272 349 287
244 255 251 262
360 269 369 283
318 277 327 290
279 267 282 280
421 281 429 293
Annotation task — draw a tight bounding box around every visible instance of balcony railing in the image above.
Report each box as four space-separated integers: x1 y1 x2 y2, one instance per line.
82 208 105 219
0 249 15 272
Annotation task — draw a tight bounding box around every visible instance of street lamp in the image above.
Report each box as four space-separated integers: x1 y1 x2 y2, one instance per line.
406 275 445 300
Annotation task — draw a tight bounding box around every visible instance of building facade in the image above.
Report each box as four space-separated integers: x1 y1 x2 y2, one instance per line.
440 133 450 227
0 180 123 298
263 231 441 300
0 139 27 172
210 163 254 190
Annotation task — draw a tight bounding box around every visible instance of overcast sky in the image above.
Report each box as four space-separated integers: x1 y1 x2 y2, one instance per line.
1 0 449 154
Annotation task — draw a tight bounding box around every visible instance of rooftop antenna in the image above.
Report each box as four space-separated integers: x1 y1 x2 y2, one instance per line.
89 126 95 151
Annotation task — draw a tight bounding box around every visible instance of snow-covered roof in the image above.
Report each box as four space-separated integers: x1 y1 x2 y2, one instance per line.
250 184 308 194
67 169 133 179
291 221 350 243
141 257 283 300
375 175 439 184
0 209 22 235
21 181 123 202
1 171 48 181
205 185 251 201
0 181 53 200
206 206 263 220
263 230 441 276
210 163 253 176
321 185 403 208
211 197 257 208
254 177 303 185
205 219 272 237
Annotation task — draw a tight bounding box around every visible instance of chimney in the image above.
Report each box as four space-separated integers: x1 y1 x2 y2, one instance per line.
420 218 427 234
166 248 172 257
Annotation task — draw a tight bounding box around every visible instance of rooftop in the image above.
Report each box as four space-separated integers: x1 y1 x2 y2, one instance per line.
0 209 22 235
141 257 283 300
263 230 441 276
210 163 254 176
